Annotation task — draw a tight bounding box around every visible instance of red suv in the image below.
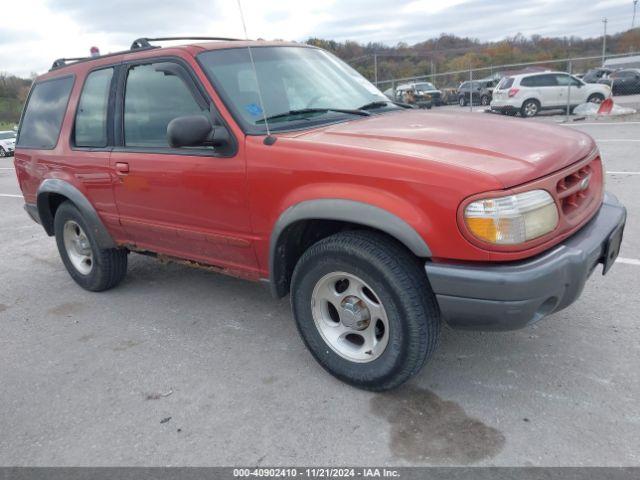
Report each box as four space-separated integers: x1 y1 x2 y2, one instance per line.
14 37 626 390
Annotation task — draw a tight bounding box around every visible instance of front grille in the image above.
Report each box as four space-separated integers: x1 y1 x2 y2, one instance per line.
556 163 594 216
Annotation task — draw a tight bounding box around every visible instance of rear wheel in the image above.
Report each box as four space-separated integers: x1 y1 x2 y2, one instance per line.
290 231 440 391
520 99 540 118
480 95 490 106
458 96 466 107
0 147 6 157
54 201 128 291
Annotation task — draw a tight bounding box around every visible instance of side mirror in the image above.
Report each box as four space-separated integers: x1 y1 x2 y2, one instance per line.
167 115 215 148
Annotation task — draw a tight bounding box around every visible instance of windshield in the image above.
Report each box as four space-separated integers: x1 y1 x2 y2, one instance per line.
198 46 398 133
0 132 16 140
414 83 436 91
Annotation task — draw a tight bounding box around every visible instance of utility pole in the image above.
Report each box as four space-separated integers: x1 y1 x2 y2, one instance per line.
373 53 378 86
602 18 608 67
633 0 638 29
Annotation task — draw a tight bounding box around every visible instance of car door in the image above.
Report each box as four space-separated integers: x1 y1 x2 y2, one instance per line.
555 74 588 105
536 74 563 107
110 58 257 273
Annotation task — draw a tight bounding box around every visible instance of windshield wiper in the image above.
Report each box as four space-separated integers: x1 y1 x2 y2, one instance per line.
257 107 371 123
358 100 413 111
358 101 391 110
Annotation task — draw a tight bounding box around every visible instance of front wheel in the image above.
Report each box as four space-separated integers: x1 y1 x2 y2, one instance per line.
290 231 441 391
54 201 128 291
458 96 467 107
480 95 490 106
0 147 6 157
587 93 605 104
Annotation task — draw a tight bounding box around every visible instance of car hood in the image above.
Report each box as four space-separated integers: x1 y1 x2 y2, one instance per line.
285 110 596 188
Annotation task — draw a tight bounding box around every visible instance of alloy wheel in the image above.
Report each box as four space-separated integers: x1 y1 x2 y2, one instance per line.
62 220 94 275
311 271 389 363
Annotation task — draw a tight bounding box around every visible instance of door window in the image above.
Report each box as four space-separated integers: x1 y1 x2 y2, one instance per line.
124 62 207 148
75 68 113 147
521 75 558 87
555 74 582 87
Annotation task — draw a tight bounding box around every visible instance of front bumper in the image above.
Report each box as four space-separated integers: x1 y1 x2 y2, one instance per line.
425 193 627 331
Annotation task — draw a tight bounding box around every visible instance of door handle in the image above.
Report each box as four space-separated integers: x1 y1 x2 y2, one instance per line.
115 162 129 175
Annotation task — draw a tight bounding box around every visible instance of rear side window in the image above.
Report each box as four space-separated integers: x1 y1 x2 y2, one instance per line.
75 68 113 148
520 74 558 87
17 76 74 149
124 62 207 148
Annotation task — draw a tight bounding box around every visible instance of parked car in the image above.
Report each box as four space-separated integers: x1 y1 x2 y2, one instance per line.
440 87 459 105
14 37 626 391
0 130 16 157
457 79 497 106
490 72 611 117
597 69 640 95
395 82 441 108
382 87 395 101
582 68 614 84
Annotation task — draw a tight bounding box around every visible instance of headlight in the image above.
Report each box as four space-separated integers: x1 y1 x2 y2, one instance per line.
464 190 558 245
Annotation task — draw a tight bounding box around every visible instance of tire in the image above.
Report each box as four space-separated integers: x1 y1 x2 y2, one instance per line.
458 96 466 107
587 93 605 104
480 95 490 106
54 201 128 291
290 231 441 391
520 99 540 118
0 147 6 157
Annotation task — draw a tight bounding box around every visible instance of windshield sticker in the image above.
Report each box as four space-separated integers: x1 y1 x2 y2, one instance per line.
245 103 263 117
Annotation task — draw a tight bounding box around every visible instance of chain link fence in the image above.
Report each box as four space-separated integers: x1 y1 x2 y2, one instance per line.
371 52 640 119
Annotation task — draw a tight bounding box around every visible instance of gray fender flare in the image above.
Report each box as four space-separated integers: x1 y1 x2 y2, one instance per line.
37 179 117 249
269 199 431 295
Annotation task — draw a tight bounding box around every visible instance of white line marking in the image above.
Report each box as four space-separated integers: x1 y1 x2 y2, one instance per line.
0 194 21 198
0 167 15 170
596 139 640 142
564 121 640 126
617 257 640 266
607 171 640 175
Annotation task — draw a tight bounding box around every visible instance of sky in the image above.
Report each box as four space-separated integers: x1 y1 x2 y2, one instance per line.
0 0 637 77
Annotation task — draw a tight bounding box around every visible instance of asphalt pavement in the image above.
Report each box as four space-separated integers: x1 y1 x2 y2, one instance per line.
0 115 638 466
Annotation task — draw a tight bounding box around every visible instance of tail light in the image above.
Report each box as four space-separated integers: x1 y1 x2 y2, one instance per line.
508 88 520 98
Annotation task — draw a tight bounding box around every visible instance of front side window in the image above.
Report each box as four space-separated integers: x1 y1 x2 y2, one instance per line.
198 46 396 134
17 76 74 149
75 68 113 147
124 62 207 147
555 74 582 87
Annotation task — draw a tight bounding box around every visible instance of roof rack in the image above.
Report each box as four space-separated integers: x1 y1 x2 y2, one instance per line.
51 57 90 69
130 36 243 49
50 36 244 71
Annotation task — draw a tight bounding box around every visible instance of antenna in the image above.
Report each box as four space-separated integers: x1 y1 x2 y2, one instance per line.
236 0 274 143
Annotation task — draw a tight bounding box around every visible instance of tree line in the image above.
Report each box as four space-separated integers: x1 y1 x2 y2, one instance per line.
307 28 640 85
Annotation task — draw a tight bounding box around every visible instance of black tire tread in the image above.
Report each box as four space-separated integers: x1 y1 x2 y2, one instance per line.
54 201 127 292
291 230 440 391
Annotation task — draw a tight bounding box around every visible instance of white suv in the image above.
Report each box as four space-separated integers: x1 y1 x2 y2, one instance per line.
0 130 16 157
490 72 611 117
